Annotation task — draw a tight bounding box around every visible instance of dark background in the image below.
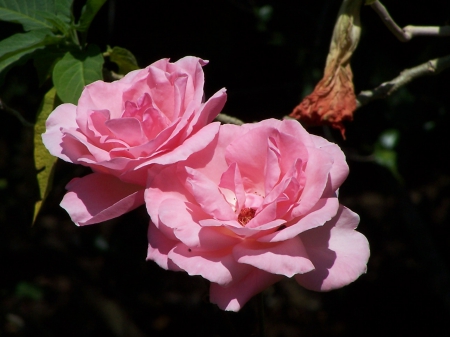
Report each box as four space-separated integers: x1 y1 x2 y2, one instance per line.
1 0 450 336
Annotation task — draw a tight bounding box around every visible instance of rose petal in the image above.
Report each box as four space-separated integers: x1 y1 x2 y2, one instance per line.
42 103 78 162
209 269 283 311
180 166 236 220
233 236 314 277
295 205 369 291
60 173 145 226
258 197 339 242
168 243 251 286
147 221 181 271
105 117 145 147
158 198 207 247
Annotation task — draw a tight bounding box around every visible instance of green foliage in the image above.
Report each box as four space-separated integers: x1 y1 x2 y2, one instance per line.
55 0 74 23
374 129 402 182
15 281 44 301
33 87 60 224
0 0 106 223
0 29 62 76
52 44 104 104
0 0 53 31
107 46 139 74
0 0 78 81
76 0 107 32
33 47 66 85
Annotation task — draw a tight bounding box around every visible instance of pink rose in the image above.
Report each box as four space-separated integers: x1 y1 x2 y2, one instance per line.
42 56 226 226
145 119 369 311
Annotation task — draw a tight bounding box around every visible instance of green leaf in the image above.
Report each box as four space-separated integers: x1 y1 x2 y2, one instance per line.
16 282 44 301
34 11 71 35
364 0 377 5
0 29 61 77
55 0 74 23
33 87 60 224
374 129 402 182
0 0 55 31
77 0 107 32
52 44 104 104
108 46 139 74
33 47 66 85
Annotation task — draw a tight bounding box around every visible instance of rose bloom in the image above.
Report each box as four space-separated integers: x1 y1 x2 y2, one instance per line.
42 56 226 226
145 119 369 311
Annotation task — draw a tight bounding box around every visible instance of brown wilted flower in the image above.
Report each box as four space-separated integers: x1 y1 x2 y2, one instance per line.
290 0 363 138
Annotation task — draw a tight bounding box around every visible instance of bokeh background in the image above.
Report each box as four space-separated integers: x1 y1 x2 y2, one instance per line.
1 0 450 336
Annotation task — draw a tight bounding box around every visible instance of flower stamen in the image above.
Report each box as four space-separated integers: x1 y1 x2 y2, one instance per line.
238 207 256 226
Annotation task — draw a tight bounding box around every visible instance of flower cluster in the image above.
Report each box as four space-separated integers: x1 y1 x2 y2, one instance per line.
43 56 369 311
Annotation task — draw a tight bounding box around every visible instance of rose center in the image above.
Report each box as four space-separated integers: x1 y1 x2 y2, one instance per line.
238 207 256 226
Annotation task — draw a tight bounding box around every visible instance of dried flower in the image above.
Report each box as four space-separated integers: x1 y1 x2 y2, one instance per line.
290 0 363 138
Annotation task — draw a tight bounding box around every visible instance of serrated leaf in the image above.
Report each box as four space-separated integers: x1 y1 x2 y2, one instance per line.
52 44 104 104
0 0 55 31
33 87 59 224
108 46 139 74
77 0 107 32
0 29 61 77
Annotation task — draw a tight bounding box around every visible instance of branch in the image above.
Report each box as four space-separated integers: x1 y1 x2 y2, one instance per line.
0 98 34 127
356 54 450 108
215 113 244 125
371 1 450 42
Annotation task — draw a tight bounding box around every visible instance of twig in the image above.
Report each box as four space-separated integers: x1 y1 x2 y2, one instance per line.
356 54 450 108
371 1 450 42
215 113 244 125
0 98 34 127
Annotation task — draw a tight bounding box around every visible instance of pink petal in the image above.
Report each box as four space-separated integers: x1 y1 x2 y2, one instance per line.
167 56 206 108
142 122 221 167
145 165 194 226
225 126 278 194
295 205 370 291
192 88 227 127
258 197 339 242
158 198 207 247
219 162 246 213
232 236 314 277
291 147 334 217
42 103 78 162
147 221 181 271
209 268 283 311
168 243 251 286
197 226 242 250
86 109 111 140
278 119 316 147
183 123 242 184
180 166 235 220
263 136 281 195
310 134 349 193
105 117 145 146
60 173 145 226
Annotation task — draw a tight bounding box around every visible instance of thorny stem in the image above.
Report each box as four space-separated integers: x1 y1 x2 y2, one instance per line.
371 1 450 42
356 54 450 108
